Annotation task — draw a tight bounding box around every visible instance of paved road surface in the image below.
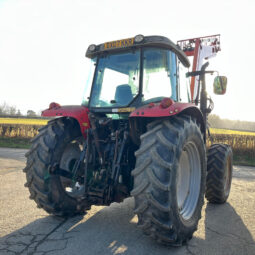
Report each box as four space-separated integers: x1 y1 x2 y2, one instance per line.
0 147 255 255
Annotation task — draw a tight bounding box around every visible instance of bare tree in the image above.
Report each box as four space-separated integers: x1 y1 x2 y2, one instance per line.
27 110 37 117
0 102 19 116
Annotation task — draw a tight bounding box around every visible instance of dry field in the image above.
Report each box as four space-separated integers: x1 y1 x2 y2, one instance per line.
210 127 255 136
0 117 254 163
0 118 48 138
0 117 48 126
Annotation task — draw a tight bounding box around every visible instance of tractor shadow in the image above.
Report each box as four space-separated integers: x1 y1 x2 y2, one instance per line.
0 198 254 255
190 202 255 255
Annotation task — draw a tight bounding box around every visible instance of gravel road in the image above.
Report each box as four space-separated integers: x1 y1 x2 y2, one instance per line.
0 147 254 255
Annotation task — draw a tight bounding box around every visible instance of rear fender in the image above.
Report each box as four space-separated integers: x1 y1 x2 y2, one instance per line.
129 102 205 144
42 105 90 137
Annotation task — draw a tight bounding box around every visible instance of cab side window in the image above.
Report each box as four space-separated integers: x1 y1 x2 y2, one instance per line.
178 62 190 103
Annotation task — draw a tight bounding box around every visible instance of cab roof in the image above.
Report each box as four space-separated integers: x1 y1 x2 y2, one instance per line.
85 35 190 68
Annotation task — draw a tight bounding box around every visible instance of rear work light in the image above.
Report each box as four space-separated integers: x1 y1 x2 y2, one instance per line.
88 44 96 52
134 34 144 43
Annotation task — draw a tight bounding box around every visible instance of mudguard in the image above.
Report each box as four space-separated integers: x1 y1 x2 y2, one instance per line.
129 101 200 118
129 100 205 143
42 104 90 136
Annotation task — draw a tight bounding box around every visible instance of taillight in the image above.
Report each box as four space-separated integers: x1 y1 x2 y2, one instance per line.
49 102 61 109
160 98 174 109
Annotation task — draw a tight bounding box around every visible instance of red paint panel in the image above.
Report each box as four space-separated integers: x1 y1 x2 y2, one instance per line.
184 51 195 57
129 101 198 118
42 105 90 136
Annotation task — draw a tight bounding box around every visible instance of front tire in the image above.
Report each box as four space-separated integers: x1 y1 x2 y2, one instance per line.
205 144 233 204
23 118 90 216
131 116 206 246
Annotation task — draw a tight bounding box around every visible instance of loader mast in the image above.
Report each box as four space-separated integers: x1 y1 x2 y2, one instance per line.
177 34 221 102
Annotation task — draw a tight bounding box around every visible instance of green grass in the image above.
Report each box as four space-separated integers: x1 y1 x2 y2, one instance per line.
233 154 255 167
0 137 31 149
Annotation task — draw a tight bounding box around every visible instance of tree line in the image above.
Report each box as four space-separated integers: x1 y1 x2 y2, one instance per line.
208 114 255 132
0 102 38 117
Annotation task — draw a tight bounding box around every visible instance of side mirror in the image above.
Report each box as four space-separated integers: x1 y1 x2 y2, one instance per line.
213 76 227 95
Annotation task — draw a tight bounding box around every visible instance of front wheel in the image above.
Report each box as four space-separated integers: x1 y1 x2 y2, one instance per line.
205 144 233 204
131 116 206 246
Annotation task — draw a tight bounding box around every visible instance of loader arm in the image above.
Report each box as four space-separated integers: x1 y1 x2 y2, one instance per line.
177 34 221 102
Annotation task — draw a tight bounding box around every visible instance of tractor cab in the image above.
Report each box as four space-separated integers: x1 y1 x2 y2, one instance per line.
83 35 190 113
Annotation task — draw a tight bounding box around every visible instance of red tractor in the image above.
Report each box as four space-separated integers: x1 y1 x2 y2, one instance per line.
24 34 233 246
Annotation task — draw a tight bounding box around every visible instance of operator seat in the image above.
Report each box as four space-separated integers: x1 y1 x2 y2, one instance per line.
114 84 133 106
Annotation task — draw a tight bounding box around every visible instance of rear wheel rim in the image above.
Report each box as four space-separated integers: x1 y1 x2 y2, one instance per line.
59 140 85 198
177 141 201 221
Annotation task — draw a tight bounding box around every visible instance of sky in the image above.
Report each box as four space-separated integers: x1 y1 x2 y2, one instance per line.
0 0 254 121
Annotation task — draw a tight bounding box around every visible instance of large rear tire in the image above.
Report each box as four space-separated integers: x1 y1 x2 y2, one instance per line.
205 144 233 204
23 118 90 216
131 116 206 246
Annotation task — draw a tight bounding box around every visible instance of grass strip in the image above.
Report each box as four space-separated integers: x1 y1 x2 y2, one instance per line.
0 137 30 149
233 155 255 167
